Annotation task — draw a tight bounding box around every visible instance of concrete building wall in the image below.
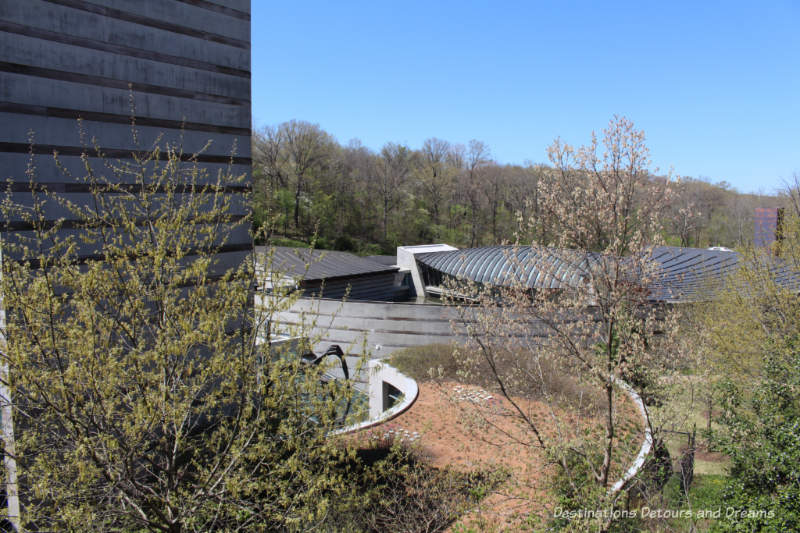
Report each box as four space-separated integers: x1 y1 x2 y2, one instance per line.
0 0 252 271
265 297 459 358
262 297 558 358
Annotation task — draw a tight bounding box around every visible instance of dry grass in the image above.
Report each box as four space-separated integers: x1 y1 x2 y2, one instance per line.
389 343 604 414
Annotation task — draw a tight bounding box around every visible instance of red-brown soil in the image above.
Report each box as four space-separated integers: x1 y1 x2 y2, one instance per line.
356 380 644 531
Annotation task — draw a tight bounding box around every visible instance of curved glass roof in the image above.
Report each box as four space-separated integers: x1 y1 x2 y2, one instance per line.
416 245 592 290
416 245 800 302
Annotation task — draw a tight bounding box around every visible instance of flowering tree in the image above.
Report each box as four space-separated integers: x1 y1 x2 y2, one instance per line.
448 116 683 529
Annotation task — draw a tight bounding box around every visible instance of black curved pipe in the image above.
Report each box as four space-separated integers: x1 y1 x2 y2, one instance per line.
300 344 349 380
300 344 353 423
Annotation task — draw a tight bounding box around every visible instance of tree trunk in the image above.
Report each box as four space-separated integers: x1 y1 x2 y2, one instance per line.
294 179 302 230
383 195 389 241
600 380 614 487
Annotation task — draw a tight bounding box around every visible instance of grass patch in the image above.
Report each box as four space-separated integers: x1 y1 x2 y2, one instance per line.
687 474 727 509
389 343 604 414
655 474 728 531
389 343 461 382
693 454 730 477
655 375 731 478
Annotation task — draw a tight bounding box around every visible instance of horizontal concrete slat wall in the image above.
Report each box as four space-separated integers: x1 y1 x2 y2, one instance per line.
259 297 551 358
261 294 585 359
0 0 251 265
262 297 458 358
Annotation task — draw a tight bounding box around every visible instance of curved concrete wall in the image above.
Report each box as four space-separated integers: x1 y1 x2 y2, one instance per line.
333 359 419 435
611 378 653 496
263 297 461 358
265 298 653 493
259 296 562 358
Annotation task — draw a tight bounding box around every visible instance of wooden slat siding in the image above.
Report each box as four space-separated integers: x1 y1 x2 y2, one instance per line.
2 198 249 224
173 0 250 19
0 111 251 165
0 72 249 129
0 182 250 194
1 30 250 99
3 245 253 272
74 0 251 32
1 0 251 278
0 142 251 166
0 21 248 78
40 0 249 49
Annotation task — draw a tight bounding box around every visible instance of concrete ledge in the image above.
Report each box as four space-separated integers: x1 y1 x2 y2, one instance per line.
332 359 419 435
610 377 654 496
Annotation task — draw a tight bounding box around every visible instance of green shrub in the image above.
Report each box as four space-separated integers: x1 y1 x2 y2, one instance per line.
389 344 461 382
327 439 504 532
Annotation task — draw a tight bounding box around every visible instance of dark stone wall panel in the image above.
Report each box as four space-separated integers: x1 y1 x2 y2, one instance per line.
1 35 250 102
0 113 250 158
0 0 252 272
0 153 250 186
1 72 250 128
1 1 250 71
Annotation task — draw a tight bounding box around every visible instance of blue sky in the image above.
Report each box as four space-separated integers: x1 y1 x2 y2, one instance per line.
251 1 799 194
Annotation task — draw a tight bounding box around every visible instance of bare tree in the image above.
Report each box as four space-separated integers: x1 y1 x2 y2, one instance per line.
482 163 505 243
253 125 287 192
282 120 334 230
463 140 491 247
418 138 452 226
376 142 414 241
666 179 703 247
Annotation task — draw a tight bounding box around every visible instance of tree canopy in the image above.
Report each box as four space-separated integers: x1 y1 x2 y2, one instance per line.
252 120 782 255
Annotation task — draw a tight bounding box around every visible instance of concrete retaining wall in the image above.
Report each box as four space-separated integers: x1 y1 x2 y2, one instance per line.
259 296 563 358
261 297 464 358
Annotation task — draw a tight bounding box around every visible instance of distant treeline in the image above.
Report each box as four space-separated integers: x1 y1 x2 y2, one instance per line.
252 120 782 254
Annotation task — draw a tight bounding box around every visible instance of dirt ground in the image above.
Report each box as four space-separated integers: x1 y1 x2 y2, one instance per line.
364 381 560 529
357 380 644 531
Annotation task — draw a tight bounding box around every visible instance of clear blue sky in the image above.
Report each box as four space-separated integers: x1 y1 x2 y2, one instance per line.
251 1 799 195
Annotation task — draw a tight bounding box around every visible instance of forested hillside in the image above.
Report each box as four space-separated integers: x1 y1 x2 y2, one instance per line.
252 120 783 254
